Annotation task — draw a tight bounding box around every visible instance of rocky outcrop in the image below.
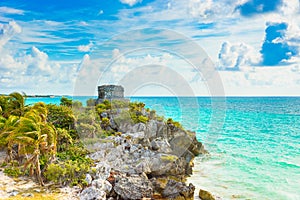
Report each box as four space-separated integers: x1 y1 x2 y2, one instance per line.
80 115 207 200
199 189 222 200
113 173 153 199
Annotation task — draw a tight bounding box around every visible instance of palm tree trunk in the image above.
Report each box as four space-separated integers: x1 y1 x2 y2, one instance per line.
35 156 44 186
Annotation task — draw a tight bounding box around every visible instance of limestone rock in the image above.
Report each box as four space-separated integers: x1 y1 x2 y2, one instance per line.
199 189 216 200
162 180 195 200
131 122 146 133
145 120 158 139
114 174 153 199
8 190 18 197
79 187 106 200
92 179 112 194
149 153 185 176
95 162 111 180
85 174 92 185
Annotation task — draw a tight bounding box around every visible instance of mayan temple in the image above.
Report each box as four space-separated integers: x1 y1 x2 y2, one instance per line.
96 85 124 104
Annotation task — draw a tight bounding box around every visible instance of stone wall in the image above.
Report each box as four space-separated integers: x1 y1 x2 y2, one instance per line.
97 85 124 103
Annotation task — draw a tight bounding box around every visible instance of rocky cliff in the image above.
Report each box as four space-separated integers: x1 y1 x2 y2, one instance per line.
79 110 207 200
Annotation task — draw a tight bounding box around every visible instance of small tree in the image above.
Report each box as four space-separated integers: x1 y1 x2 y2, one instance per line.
86 98 96 107
60 97 72 107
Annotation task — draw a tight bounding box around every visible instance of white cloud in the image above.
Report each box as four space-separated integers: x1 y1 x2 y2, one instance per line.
0 21 22 49
219 66 300 96
189 0 213 19
26 46 56 75
0 7 24 15
187 0 241 22
112 48 121 59
217 41 261 70
280 0 300 16
78 41 93 52
0 21 77 94
120 0 142 6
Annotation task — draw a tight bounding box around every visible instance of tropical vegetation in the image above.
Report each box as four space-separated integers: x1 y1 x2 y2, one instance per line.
0 93 182 188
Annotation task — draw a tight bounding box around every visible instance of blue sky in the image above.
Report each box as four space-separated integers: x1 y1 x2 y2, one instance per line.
0 0 300 96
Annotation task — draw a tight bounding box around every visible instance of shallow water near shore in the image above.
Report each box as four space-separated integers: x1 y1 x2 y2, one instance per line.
132 97 300 200
26 96 300 200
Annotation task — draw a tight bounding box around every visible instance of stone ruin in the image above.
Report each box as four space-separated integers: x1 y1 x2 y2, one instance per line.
96 85 124 104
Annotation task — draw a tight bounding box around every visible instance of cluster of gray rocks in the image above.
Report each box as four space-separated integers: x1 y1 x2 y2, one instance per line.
79 118 211 200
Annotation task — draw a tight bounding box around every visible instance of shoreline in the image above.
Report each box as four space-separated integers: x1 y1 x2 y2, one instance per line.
0 93 217 199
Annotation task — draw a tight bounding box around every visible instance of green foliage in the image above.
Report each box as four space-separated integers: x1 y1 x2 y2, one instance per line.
0 115 19 148
56 128 73 151
102 130 115 137
111 99 128 108
4 166 23 177
47 142 92 186
7 92 26 117
129 101 145 112
44 163 64 183
102 100 111 109
96 100 111 116
77 109 97 124
75 107 103 139
72 100 83 109
44 160 90 187
0 95 9 116
76 123 96 138
167 118 182 129
156 116 164 122
128 101 150 124
137 115 149 124
1 91 180 188
47 104 75 130
0 91 96 187
113 110 132 125
60 97 72 107
86 98 96 107
57 143 90 162
101 117 110 129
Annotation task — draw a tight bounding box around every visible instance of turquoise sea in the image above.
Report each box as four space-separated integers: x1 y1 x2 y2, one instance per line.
26 96 300 200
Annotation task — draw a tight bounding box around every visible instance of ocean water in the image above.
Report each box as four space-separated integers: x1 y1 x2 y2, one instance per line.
25 96 97 106
26 96 300 200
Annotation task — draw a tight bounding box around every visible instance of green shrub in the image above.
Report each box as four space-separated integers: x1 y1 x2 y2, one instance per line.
44 160 90 187
138 115 149 124
101 117 110 129
77 110 97 124
57 128 73 151
4 166 23 177
113 110 132 125
60 97 72 107
129 102 145 112
57 143 90 162
47 104 75 130
167 118 182 128
86 98 96 107
72 101 83 109
111 99 128 109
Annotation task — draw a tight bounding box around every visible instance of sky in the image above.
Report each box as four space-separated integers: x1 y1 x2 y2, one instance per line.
0 0 300 96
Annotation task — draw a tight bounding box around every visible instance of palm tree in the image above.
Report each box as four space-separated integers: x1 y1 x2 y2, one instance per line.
13 103 57 185
0 115 20 161
0 95 9 117
0 98 58 185
7 92 26 117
